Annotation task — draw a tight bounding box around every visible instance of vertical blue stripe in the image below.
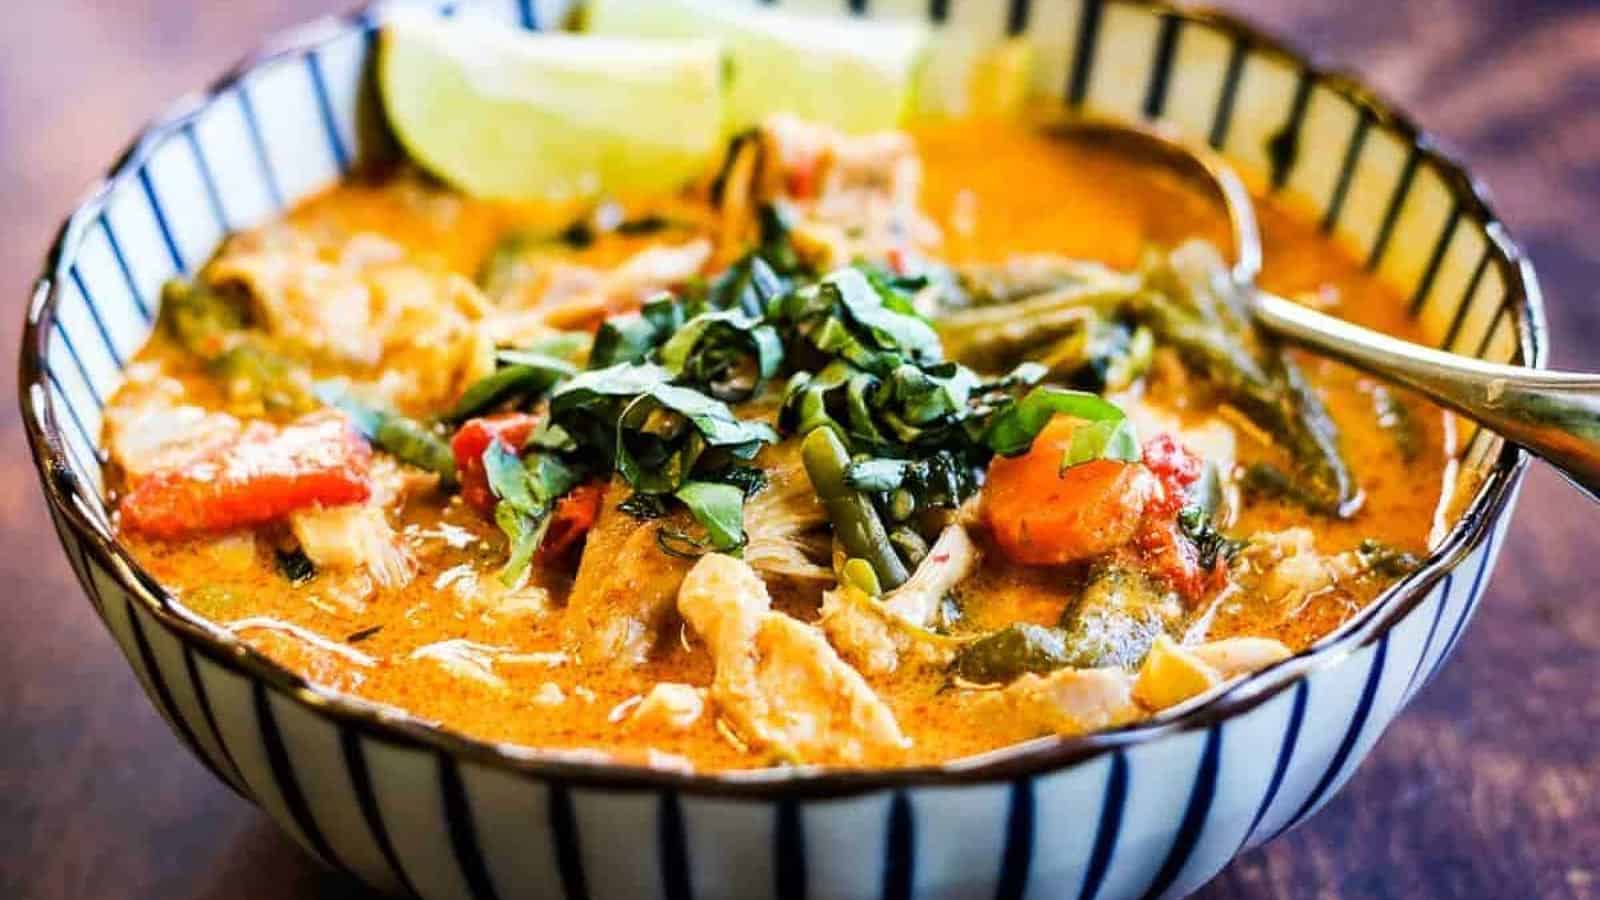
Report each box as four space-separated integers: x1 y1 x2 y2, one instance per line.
1320 109 1372 233
45 370 101 481
1138 727 1222 900
1282 635 1390 833
49 323 105 408
1207 37 1248 150
98 215 153 321
45 356 100 452
928 0 949 23
1077 752 1129 900
847 0 868 15
253 680 352 874
1367 146 1422 270
549 784 591 900
775 799 807 900
341 731 421 898
1432 541 1494 681
182 647 248 792
138 166 188 273
658 792 693 900
1239 680 1309 850
1066 0 1104 106
1006 0 1031 36
68 266 125 368
1409 202 1463 314
517 0 538 30
994 778 1034 900
1268 69 1314 189
440 756 502 900
125 599 230 791
183 122 231 230
1141 14 1181 120
236 85 285 209
1403 573 1455 699
882 792 914 900
1442 249 1492 352
306 52 351 172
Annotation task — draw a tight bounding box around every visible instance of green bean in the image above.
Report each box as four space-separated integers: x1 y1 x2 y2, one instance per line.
801 427 910 589
374 415 457 483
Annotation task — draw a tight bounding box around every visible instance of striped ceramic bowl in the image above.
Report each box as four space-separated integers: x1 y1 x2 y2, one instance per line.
19 1 1540 898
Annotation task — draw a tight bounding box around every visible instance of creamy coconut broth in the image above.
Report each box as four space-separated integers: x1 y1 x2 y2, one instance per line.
105 119 1448 770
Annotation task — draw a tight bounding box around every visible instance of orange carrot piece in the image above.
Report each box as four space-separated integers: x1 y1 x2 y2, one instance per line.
983 416 1153 566
119 412 371 539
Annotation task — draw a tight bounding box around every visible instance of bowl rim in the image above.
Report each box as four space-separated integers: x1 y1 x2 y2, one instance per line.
18 0 1542 798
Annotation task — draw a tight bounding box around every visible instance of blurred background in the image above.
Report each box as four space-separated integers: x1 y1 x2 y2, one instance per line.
1 2 1596 898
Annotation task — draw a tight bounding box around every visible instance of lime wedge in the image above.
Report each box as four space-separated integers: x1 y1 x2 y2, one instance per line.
585 0 930 134
378 15 724 199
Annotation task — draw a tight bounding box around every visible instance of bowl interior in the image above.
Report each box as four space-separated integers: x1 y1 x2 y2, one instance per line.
20 0 1540 789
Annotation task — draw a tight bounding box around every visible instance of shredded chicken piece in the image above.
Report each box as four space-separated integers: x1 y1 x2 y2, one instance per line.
562 478 697 666
488 239 712 333
103 363 241 483
819 585 959 677
206 226 493 413
679 554 908 764
288 458 422 593
716 115 939 268
742 441 831 582
979 667 1142 737
627 683 705 732
1189 637 1293 678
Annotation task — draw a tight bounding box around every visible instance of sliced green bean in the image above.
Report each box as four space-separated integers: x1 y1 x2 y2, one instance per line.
801 427 909 589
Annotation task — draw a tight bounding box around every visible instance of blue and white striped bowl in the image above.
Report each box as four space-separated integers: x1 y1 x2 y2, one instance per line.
18 1 1540 897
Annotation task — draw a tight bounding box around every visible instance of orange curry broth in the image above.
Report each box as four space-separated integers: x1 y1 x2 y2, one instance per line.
114 120 1447 770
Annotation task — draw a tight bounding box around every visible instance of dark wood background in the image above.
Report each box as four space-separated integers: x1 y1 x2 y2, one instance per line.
2 2 1596 898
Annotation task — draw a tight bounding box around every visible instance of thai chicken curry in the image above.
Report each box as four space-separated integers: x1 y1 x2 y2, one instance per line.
104 116 1447 770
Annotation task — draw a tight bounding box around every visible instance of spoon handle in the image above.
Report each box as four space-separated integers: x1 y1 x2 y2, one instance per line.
1252 289 1600 502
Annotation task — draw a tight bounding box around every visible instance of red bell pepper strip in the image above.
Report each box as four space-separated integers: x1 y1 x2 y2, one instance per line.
119 412 371 539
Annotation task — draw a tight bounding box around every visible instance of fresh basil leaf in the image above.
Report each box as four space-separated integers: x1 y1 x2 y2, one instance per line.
482 439 537 514
657 309 784 402
982 386 1136 458
827 268 940 362
494 502 551 585
1061 417 1140 470
674 480 747 552
446 353 575 421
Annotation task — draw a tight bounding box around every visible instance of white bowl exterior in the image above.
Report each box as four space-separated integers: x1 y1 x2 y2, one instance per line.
29 1 1536 898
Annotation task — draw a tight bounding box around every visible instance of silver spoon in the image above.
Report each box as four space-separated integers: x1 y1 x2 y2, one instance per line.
1052 116 1600 503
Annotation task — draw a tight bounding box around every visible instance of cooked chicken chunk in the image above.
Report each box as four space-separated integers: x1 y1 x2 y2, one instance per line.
103 363 241 483
206 226 493 413
627 683 705 732
679 554 908 764
979 667 1142 737
561 478 697 666
819 585 958 677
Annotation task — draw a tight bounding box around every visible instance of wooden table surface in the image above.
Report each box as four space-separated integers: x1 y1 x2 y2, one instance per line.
2 2 1596 898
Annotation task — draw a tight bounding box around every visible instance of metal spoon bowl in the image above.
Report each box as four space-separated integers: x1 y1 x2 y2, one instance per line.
1052 116 1600 503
